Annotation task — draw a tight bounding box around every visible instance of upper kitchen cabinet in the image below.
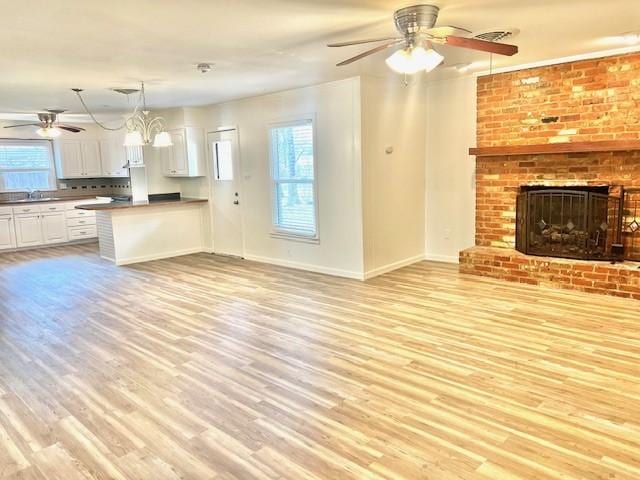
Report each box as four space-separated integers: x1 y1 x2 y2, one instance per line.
81 140 102 177
162 127 205 177
99 139 129 177
55 138 130 179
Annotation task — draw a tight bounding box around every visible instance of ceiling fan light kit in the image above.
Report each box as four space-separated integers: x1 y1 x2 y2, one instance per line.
328 4 518 75
385 45 444 74
36 127 61 138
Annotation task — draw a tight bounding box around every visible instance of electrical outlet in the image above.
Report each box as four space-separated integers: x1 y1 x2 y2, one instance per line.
59 182 68 190
444 228 451 240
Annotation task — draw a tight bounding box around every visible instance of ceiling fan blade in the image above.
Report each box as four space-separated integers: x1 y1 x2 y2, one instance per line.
328 37 403 48
445 35 518 56
3 123 42 129
57 125 85 133
337 40 404 66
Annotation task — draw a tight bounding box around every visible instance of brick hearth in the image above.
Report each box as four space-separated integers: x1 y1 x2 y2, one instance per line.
462 52 640 298
460 247 640 300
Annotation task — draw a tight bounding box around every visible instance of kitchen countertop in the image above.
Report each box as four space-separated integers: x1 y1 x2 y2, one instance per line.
0 195 103 205
76 198 208 211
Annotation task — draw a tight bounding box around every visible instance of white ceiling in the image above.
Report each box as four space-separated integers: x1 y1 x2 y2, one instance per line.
1 0 639 114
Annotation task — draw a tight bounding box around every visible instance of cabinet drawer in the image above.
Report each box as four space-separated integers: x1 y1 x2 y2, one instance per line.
0 206 12 216
39 203 66 213
67 217 96 227
68 225 97 239
66 209 96 219
12 205 39 215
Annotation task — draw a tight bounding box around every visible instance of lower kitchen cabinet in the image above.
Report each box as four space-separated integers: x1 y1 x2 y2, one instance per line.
0 212 16 250
0 199 102 252
41 212 68 244
15 214 43 248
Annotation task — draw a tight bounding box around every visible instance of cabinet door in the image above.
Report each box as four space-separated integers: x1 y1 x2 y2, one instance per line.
172 130 188 174
81 141 103 177
111 141 129 177
100 140 129 177
166 130 188 175
99 140 113 176
57 141 84 178
0 215 16 250
41 212 68 244
15 214 43 247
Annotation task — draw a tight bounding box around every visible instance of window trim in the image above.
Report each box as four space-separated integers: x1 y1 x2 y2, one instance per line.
0 139 57 193
268 116 319 242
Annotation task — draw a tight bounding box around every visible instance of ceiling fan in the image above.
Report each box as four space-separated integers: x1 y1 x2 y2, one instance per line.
328 4 518 74
3 109 86 138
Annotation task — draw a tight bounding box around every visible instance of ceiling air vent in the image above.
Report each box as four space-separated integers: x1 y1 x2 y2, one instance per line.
472 28 520 43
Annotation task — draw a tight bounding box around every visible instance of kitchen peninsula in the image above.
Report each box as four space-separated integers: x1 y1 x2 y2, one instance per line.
78 195 208 265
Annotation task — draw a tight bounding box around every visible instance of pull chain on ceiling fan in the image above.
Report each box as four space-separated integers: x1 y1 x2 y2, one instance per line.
328 4 518 74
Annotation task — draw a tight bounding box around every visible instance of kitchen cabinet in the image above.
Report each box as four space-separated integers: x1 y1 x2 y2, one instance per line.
0 210 16 250
15 214 43 247
55 139 109 178
100 139 129 177
81 141 103 177
56 140 83 178
162 127 205 177
0 199 104 252
41 212 68 244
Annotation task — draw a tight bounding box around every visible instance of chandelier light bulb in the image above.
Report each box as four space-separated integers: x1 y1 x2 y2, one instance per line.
124 130 144 147
152 131 173 148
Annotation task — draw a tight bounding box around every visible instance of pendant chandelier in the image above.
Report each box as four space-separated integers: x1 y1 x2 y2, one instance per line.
73 81 172 148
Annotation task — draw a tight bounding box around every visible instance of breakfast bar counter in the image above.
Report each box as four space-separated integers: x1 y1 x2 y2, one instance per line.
78 197 209 265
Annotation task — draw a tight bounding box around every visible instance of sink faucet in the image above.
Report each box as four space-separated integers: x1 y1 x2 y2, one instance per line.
27 190 41 200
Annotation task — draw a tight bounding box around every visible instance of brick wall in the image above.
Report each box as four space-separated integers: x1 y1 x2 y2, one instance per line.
463 52 640 299
477 52 640 147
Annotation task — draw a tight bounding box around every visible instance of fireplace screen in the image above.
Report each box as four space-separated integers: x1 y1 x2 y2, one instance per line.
516 188 621 260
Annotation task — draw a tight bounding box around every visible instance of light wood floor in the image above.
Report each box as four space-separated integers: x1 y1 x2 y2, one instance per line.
0 244 639 480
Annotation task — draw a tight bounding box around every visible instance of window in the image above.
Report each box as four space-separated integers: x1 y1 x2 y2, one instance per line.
269 119 317 238
213 139 233 181
0 140 56 192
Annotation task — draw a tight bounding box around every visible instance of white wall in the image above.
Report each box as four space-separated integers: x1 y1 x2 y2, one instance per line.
425 75 477 263
199 78 365 278
360 75 426 277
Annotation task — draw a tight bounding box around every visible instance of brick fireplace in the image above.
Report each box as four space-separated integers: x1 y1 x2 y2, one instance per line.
460 52 640 299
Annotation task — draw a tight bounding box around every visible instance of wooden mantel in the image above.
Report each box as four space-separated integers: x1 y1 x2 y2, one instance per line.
469 140 640 157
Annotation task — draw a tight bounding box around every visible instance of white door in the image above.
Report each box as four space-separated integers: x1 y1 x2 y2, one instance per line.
58 141 84 178
81 140 103 177
15 214 43 247
0 215 16 250
41 212 68 244
208 129 243 257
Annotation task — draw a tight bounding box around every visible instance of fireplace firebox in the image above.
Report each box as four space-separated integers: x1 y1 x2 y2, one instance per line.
516 186 622 260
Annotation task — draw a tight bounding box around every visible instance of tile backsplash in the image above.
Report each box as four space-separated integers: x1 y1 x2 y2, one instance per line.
0 178 131 202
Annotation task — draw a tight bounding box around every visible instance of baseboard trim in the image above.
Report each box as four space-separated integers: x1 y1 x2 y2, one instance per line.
243 253 364 280
424 253 460 264
115 247 205 266
363 254 426 280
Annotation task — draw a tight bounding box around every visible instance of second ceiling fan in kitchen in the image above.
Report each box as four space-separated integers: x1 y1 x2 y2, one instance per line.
328 4 518 74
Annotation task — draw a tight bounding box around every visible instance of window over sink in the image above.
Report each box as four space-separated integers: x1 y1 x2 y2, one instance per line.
0 139 56 192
